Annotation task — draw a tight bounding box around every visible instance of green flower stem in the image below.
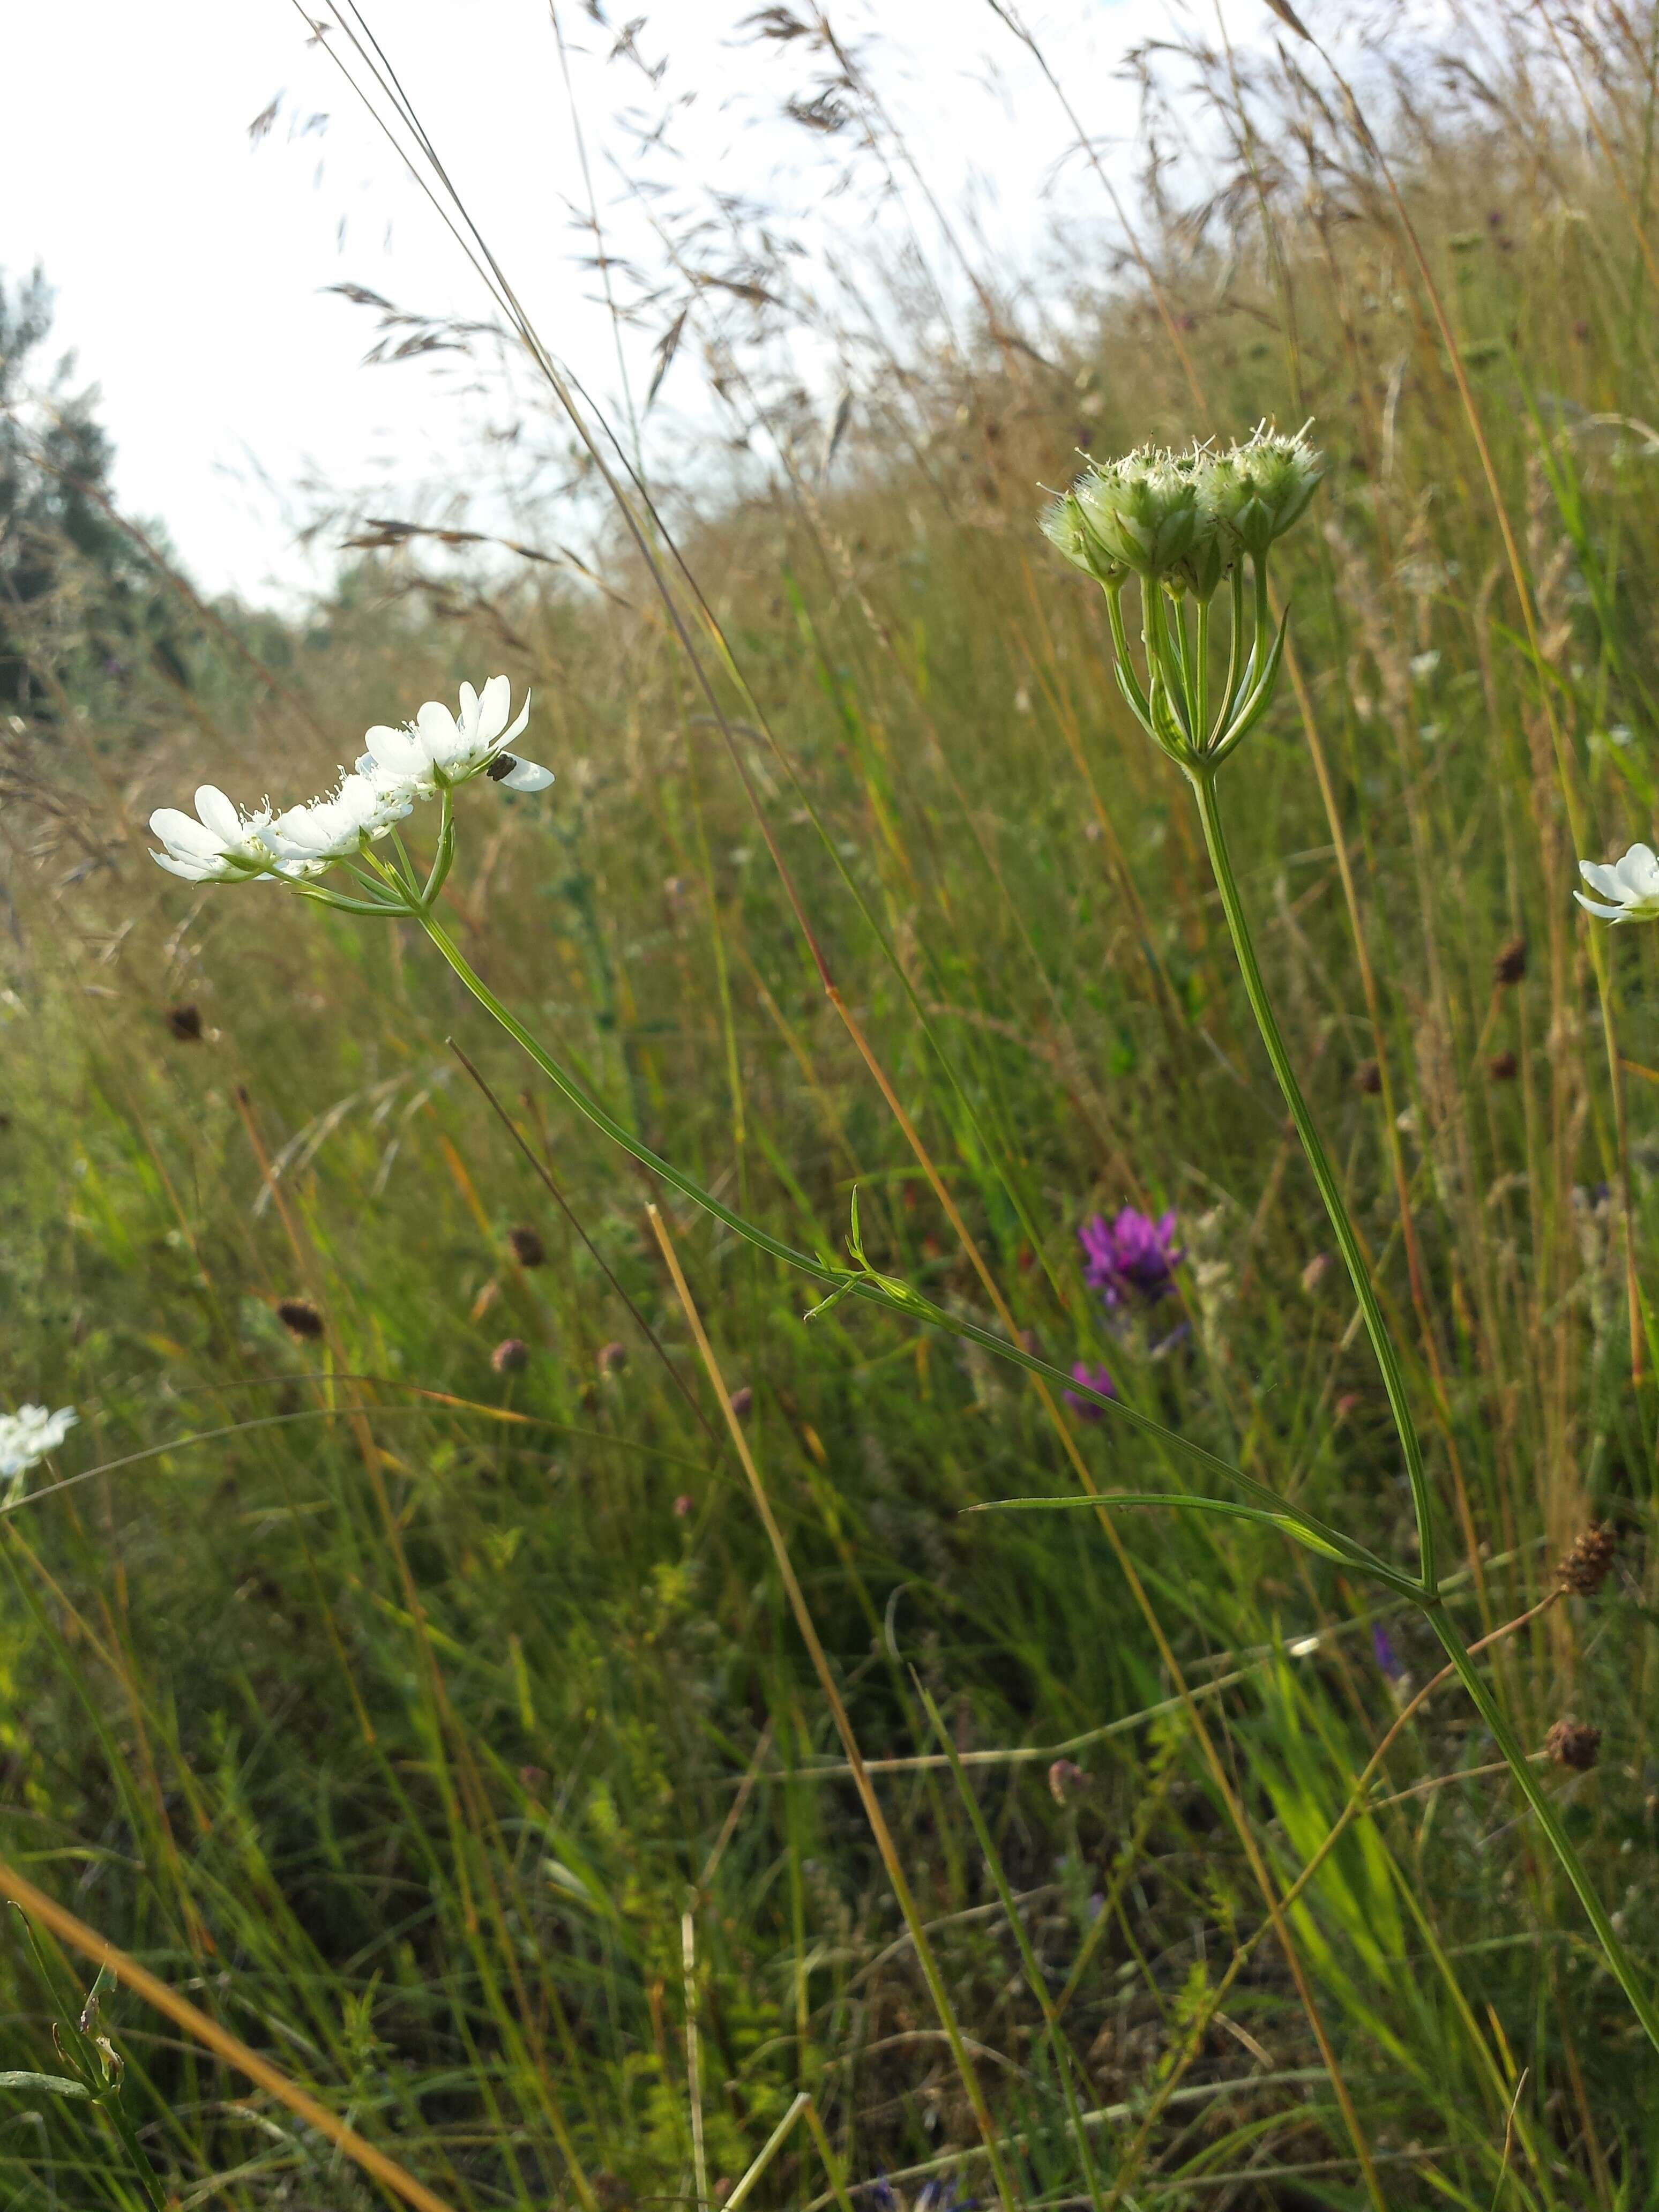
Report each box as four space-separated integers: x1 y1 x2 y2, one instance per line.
1103 580 1152 724
411 903 1420 1597
423 786 457 906
1189 765 1439 1596
1427 1604 1659 2054
1188 761 1659 2057
1214 564 1246 745
1192 593 1211 745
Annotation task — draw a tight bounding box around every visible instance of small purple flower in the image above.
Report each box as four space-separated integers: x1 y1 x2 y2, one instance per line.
1063 1361 1117 1420
1079 1206 1183 1307
1372 1623 1405 1682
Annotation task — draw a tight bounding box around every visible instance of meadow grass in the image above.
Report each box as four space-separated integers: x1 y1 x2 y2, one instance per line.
4 2 1659 2203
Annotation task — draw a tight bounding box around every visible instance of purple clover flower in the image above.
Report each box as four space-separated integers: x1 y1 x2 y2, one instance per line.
1063 1361 1117 1421
1079 1206 1183 1307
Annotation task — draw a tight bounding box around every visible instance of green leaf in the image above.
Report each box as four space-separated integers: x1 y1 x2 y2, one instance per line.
969 1490 1362 1565
0 2071 91 2100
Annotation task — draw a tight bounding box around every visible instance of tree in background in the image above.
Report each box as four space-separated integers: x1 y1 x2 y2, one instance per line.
0 265 187 722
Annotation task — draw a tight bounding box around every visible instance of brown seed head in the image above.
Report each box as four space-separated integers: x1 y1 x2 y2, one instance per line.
1048 1758 1087 1805
1354 1058 1383 1096
506 1224 546 1268
491 1337 529 1374
596 1339 628 1376
1558 1521 1618 1596
728 1384 753 1418
1486 1049 1518 1083
1493 936 1528 987
1544 1718 1601 1771
1301 1251 1334 1295
166 1002 203 1041
275 1298 324 1341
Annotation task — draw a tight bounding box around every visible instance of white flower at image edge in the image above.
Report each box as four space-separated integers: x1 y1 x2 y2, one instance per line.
149 787 281 882
267 771 415 872
0 1404 77 1482
1577 844 1659 923
358 676 553 798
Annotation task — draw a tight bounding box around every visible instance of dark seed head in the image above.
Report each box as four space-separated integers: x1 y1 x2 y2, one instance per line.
276 1298 325 1341
1545 1717 1601 1771
492 1337 529 1374
166 1002 203 1041
596 1340 628 1377
1558 1521 1618 1596
1493 936 1528 987
1354 1058 1383 1096
1486 1049 1518 1083
506 1225 546 1268
727 1385 753 1418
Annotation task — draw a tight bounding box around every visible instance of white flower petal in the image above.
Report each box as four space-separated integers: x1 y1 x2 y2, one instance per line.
499 691 531 749
415 700 461 762
475 674 512 744
152 849 220 881
150 808 222 859
364 724 427 778
1576 891 1628 921
1579 860 1624 900
193 786 244 844
496 756 555 793
1616 843 1659 899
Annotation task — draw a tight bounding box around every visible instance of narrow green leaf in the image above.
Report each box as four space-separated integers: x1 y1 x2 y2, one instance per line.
0 2071 91 2099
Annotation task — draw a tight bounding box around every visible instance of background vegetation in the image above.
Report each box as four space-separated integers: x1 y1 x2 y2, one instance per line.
4 1 1659 2202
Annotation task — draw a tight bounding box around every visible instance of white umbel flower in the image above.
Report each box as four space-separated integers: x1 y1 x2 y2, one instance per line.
0 1403 77 1482
357 676 552 798
149 787 281 882
267 771 416 873
1577 844 1659 923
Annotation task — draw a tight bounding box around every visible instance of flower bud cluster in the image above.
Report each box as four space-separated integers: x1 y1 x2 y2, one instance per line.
1043 425 1322 599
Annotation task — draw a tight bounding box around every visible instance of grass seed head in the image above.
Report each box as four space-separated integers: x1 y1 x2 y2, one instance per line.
1558 1521 1618 1596
275 1298 324 1341
1493 935 1528 985
1545 1718 1602 1770
506 1224 546 1268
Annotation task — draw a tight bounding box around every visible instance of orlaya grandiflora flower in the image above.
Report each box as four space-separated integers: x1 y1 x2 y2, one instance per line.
266 770 415 875
149 786 285 883
1576 843 1659 924
357 676 553 799
0 1403 76 1482
149 676 552 907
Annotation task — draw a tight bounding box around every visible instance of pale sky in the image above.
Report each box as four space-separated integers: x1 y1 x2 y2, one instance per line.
5 1 1199 603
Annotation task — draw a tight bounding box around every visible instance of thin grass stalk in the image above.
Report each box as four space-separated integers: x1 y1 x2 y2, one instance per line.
646 1204 1022 2212
0 1867 460 2212
911 1675 1109 2212
1189 763 1659 2057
